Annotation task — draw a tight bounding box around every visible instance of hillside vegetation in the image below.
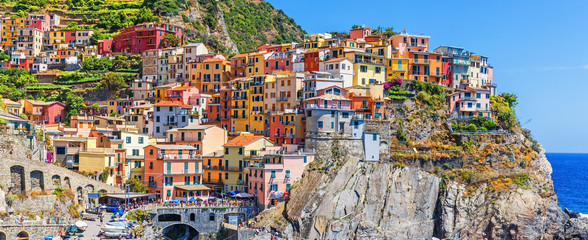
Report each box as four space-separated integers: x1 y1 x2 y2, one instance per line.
0 0 306 53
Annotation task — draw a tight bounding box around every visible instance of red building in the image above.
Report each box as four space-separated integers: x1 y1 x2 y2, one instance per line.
26 14 50 31
203 86 231 130
304 51 320 72
441 56 452 86
113 22 183 54
97 39 113 56
350 26 372 39
264 51 292 74
64 31 76 45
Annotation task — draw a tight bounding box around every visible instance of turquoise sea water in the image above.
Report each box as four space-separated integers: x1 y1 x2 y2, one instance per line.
547 153 588 213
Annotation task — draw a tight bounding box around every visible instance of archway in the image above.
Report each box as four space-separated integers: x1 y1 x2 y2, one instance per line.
0 231 6 240
162 224 199 240
98 189 107 193
190 213 195 221
158 214 181 222
16 231 29 240
30 170 44 191
85 184 95 193
76 187 83 203
52 175 61 186
10 165 25 194
63 177 71 189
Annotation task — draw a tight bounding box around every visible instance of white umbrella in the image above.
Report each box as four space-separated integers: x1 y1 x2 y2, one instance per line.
75 220 88 231
235 192 254 198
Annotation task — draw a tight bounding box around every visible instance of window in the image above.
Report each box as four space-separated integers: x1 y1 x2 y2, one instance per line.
126 137 131 143
167 162 171 174
149 162 153 169
375 67 381 74
373 134 377 141
376 102 381 109
139 137 144 144
184 162 189 173
271 184 278 191
225 173 228 179
56 147 66 154
360 65 367 72
476 93 481 98
286 184 291 191
318 121 323 128
225 148 229 154
285 170 290 178
342 112 349 118
238 148 243 155
271 170 276 178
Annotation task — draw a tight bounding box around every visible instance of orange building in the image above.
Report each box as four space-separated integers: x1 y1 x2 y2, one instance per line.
144 145 209 201
189 58 231 94
347 85 386 120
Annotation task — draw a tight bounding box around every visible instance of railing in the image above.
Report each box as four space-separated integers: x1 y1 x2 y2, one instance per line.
284 121 296 126
305 104 351 110
163 121 177 126
202 118 220 123
232 105 248 109
148 182 158 187
277 97 289 102
157 154 203 160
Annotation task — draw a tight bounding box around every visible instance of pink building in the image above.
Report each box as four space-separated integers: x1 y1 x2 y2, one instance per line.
264 51 292 74
26 14 50 31
350 26 372 39
21 99 66 124
246 145 314 209
448 87 491 119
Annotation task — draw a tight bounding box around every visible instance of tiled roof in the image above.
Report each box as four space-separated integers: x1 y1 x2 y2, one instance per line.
224 135 264 147
149 144 197 150
202 58 224 63
153 101 192 108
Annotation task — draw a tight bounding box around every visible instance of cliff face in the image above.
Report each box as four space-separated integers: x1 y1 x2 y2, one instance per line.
255 100 585 239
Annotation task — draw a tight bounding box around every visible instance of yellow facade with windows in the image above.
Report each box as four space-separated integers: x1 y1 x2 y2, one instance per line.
222 135 274 192
386 58 409 80
1 18 26 48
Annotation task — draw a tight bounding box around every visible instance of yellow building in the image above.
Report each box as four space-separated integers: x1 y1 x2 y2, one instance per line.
222 135 274 192
303 33 332 50
121 131 156 181
1 17 26 48
188 58 231 93
153 82 180 103
245 52 268 77
386 57 409 80
230 75 272 134
78 148 117 186
344 51 386 86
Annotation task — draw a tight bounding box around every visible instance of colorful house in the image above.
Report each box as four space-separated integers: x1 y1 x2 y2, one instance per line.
113 22 183 54
246 145 314 209
150 100 198 138
144 145 208 201
166 124 227 156
20 99 65 124
222 135 274 192
448 87 492 119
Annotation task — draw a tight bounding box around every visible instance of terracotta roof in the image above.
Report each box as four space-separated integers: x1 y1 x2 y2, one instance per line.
153 101 192 108
202 58 225 63
25 99 62 106
171 85 194 90
231 52 250 59
325 57 351 63
224 135 264 147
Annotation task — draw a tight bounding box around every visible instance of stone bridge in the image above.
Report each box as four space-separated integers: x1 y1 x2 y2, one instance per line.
0 153 122 203
0 224 64 240
152 206 256 236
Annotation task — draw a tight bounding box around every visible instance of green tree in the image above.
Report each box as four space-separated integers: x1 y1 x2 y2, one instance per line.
135 7 157 24
498 107 517 131
89 30 105 45
502 93 518 108
163 34 180 47
82 57 112 71
99 73 128 91
65 22 80 30
82 15 88 23
0 52 9 61
351 25 362 29
126 177 148 193
54 89 85 126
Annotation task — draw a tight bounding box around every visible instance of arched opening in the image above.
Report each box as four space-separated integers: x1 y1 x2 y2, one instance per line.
190 213 195 221
158 214 181 222
76 187 83 202
30 170 44 191
209 213 215 221
98 189 107 193
85 184 95 193
10 165 25 194
0 231 6 240
63 177 71 189
52 175 61 186
162 224 198 240
16 231 29 240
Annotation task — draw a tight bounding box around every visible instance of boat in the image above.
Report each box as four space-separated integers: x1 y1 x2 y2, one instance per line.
75 221 88 231
102 230 127 238
100 224 127 233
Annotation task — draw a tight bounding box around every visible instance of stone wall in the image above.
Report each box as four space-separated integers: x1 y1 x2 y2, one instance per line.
153 206 256 236
0 225 63 240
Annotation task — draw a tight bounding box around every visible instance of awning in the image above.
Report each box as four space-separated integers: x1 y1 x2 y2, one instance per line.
269 191 284 199
235 192 254 198
175 185 211 191
102 193 152 199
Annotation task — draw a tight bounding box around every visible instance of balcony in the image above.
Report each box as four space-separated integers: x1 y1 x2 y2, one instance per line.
250 81 264 86
202 118 220 123
163 121 177 126
232 63 246 68
457 96 476 101
408 43 427 48
157 154 203 160
284 121 296 126
232 96 247 100
277 97 289 102
412 60 430 65
204 165 225 170
186 110 199 116
220 96 230 101
232 104 248 109
148 182 158 187
305 103 351 110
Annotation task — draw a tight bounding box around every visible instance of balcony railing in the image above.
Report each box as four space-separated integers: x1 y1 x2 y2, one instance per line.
163 121 177 126
148 182 158 187
202 118 220 123
232 105 248 109
157 154 203 160
277 97 289 102
305 103 351 110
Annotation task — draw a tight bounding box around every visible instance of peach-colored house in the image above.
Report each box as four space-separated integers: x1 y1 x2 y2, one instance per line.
144 144 209 201
246 144 314 209
390 32 429 55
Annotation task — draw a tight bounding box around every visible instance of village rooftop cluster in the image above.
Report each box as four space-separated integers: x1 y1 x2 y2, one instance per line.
0 16 496 209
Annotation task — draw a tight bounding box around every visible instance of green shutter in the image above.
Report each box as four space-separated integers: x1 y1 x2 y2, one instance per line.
184 162 188 173
167 162 171 174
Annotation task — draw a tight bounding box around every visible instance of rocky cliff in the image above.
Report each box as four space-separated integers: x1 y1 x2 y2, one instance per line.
254 99 587 239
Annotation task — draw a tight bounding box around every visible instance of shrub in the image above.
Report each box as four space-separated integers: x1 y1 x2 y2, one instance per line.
479 127 488 132
466 124 477 132
498 108 517 131
513 173 530 187
457 168 477 184
396 128 407 142
483 120 497 130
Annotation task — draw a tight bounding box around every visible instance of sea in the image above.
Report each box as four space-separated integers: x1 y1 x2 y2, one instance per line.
547 153 588 214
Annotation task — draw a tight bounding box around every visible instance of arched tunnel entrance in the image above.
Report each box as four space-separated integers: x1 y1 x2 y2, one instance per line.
163 224 199 240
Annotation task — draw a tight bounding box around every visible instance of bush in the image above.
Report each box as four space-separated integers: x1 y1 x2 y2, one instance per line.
396 128 407 142
513 173 530 186
479 127 488 132
498 108 517 131
483 120 497 130
466 124 477 132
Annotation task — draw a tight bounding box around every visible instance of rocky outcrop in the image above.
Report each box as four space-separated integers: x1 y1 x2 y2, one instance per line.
255 100 588 239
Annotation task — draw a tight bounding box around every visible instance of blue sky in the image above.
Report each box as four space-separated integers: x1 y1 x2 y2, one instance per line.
267 0 588 153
